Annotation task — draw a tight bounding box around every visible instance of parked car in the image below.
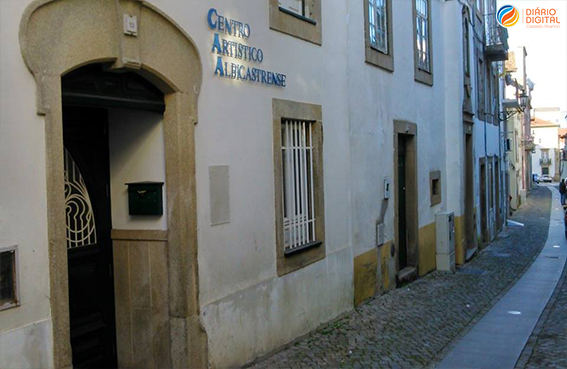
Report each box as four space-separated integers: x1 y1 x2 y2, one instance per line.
540 175 553 183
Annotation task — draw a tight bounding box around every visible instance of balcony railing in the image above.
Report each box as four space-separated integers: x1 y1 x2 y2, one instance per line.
484 13 509 61
540 157 552 166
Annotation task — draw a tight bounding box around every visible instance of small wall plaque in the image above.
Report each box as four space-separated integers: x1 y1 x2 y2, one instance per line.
123 14 138 36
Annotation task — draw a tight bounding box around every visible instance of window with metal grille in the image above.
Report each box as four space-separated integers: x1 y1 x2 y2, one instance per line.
415 0 430 72
368 0 388 54
278 0 313 21
281 119 316 253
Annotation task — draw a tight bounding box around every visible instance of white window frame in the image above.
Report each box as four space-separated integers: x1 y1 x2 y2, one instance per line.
415 0 430 72
368 0 388 54
281 119 317 252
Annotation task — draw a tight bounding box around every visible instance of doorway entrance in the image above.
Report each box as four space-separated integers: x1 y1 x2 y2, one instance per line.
64 107 116 368
21 2 208 366
464 132 475 251
62 64 165 368
398 137 408 270
495 159 501 231
480 158 489 243
394 121 418 283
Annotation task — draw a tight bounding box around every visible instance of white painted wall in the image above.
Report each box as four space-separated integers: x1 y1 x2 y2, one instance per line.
0 1 53 368
151 0 353 366
108 109 168 230
443 0 466 222
532 126 559 149
0 0 509 368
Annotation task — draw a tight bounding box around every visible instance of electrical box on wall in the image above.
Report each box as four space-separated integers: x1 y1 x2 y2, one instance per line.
126 182 164 216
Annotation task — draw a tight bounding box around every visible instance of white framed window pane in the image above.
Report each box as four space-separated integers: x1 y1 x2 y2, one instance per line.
368 0 388 53
281 119 316 251
416 0 430 71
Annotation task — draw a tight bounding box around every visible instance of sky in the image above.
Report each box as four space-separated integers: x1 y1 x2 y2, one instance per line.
498 0 567 123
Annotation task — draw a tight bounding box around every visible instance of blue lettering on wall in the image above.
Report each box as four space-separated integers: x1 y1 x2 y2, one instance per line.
207 8 286 88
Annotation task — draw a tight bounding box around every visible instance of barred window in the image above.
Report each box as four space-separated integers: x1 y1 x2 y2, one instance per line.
279 0 312 20
415 0 430 72
281 119 316 253
369 0 388 53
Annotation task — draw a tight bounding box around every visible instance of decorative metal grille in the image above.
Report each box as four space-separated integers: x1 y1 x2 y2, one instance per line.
281 119 316 252
369 0 388 53
64 149 97 249
416 0 430 72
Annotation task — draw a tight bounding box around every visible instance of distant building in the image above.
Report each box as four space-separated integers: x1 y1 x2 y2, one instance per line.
504 46 535 211
531 118 561 181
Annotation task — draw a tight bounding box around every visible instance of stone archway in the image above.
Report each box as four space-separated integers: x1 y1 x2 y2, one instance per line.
19 1 207 367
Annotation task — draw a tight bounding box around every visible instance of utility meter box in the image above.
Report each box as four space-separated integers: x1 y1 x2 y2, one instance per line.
435 211 455 272
126 181 164 216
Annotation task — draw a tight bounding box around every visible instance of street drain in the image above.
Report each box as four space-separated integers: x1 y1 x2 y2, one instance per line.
457 268 487 275
545 256 560 259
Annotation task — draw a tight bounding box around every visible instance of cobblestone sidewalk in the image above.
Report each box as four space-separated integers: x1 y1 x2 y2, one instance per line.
517 241 567 369
249 186 552 369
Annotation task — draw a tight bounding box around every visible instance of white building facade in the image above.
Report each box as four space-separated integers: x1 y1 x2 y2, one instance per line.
531 119 561 181
0 1 509 368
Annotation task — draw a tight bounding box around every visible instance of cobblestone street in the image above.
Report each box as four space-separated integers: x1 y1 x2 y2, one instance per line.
250 186 557 368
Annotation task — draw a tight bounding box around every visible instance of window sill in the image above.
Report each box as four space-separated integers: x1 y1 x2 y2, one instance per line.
415 68 433 86
278 7 317 25
284 240 322 256
365 44 394 72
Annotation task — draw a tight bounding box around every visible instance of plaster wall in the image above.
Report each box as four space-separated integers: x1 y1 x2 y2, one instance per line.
0 0 509 367
108 109 168 230
0 1 53 368
442 0 466 224
0 319 53 369
152 0 353 366
532 126 559 149
345 0 457 281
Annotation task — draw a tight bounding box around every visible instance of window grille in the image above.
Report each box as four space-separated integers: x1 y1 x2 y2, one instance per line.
64 149 97 249
369 0 388 53
281 119 316 252
415 0 430 72
279 0 311 19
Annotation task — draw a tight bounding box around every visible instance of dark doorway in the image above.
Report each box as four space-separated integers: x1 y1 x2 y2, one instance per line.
394 123 418 284
495 159 501 230
480 158 489 243
61 63 166 368
398 136 408 270
464 133 475 250
63 107 117 369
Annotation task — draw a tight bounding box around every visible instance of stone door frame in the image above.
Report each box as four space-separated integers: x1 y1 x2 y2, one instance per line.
19 1 207 367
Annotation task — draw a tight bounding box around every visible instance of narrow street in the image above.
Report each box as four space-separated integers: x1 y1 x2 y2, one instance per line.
250 185 566 368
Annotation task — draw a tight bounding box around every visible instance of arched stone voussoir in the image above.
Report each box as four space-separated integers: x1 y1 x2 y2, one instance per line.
20 0 202 115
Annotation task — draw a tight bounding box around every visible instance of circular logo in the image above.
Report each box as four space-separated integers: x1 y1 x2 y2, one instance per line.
497 5 519 27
